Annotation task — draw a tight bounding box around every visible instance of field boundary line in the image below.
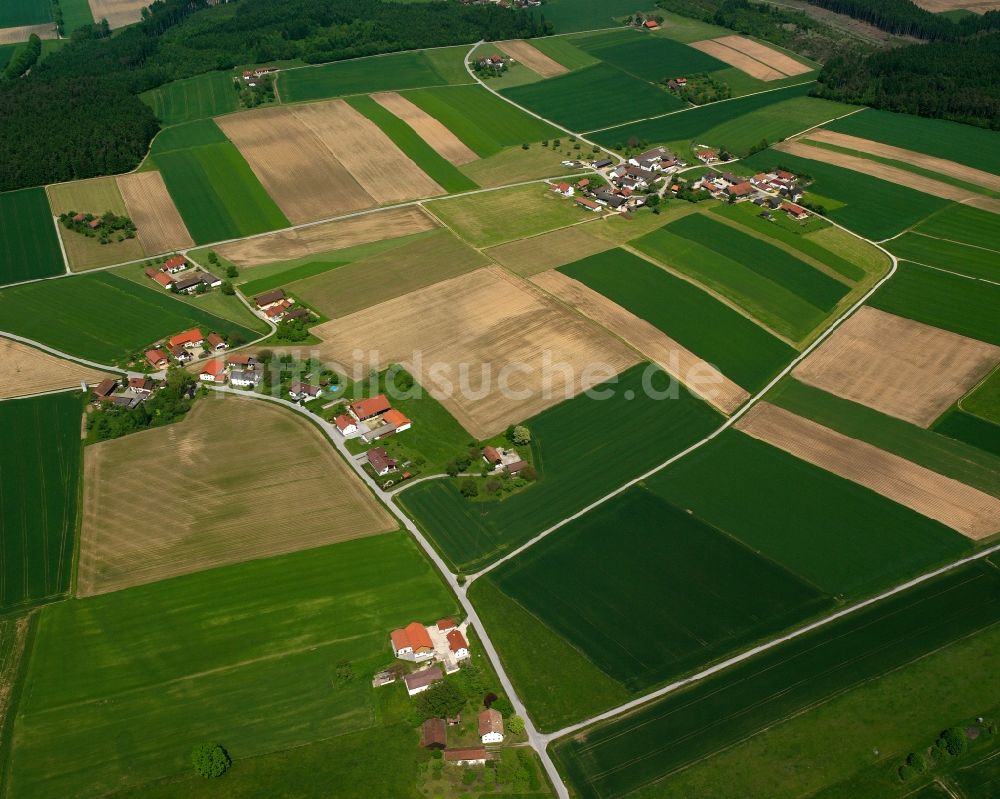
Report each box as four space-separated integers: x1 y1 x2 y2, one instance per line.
895 258 1000 288
0 333 125 376
907 230 1000 256
0 386 88 403
50 215 70 275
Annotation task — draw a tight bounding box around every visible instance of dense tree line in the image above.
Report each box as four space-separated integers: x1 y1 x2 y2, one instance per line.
0 0 549 191
3 34 41 80
814 32 1000 128
803 0 999 40
86 370 196 442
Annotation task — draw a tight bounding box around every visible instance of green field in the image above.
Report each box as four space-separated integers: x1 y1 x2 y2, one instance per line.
527 36 600 71
148 118 229 157
770 378 1000 497
574 29 726 83
489 487 831 692
0 272 259 363
399 364 722 572
867 262 1000 345
561 248 795 389
0 187 65 285
826 108 1000 175
886 231 999 281
58 0 92 32
7 533 455 798
403 85 561 158
155 141 290 244
502 63 683 133
532 0 647 33
0 394 81 613
345 95 477 193
553 560 1000 799
962 367 1000 425
934 409 1000 457
951 748 1000 799
590 82 814 148
647 431 968 597
139 72 239 127
0 0 49 27
913 203 1000 252
740 149 952 241
710 202 870 281
280 48 464 104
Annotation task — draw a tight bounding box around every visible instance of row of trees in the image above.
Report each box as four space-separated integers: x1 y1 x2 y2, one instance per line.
804 0 999 40
3 34 41 80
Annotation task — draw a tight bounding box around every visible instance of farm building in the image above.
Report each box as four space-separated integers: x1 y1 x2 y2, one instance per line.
551 182 574 198
368 447 398 476
479 709 504 744
207 332 228 351
169 345 192 363
483 446 502 466
226 354 257 370
199 359 228 383
168 328 204 349
782 202 809 220
447 629 470 660
230 370 261 388
128 377 156 395
575 197 602 212
335 415 358 436
161 256 188 273
382 408 411 433
444 748 489 765
254 289 287 310
391 622 435 662
350 394 392 421
145 268 175 290
289 382 321 401
420 718 447 750
145 349 169 369
437 618 456 631
91 378 118 403
403 666 443 696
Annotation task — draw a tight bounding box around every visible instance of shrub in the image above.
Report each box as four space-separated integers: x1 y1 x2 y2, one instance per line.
415 680 465 719
485 478 501 493
511 425 531 445
897 764 914 782
460 478 478 498
191 743 231 778
906 752 928 773
462 768 478 785
938 727 968 757
507 714 526 735
491 696 514 716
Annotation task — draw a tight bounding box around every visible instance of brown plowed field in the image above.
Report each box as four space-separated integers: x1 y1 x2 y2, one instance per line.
736 403 1000 539
485 225 612 277
794 306 1000 426
0 338 107 399
309 266 639 438
87 0 146 28
76 395 395 596
498 39 569 78
912 0 1000 11
0 24 55 45
807 130 1000 193
532 270 749 414
291 100 444 204
116 171 194 254
689 40 784 81
778 141 1000 213
371 92 478 166
715 35 813 76
215 106 375 225
216 206 437 267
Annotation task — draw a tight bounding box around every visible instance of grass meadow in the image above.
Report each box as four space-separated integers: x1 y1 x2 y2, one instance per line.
560 248 796 390
148 117 229 157
647 431 969 597
0 0 49 27
575 29 726 83
0 187 64 285
552 561 1000 799
7 534 455 799
488 487 831 693
962 367 1000 426
867 262 1000 346
887 233 999 281
0 394 81 613
934 409 1000 458
345 95 478 193
913 203 1000 252
526 35 599 71
155 141 290 244
57 0 92 33
399 364 722 572
532 0 645 33
402 85 560 158
139 72 239 127
0 272 259 362
502 63 683 133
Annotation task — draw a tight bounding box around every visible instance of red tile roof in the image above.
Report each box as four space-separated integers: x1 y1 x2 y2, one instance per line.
437 618 456 631
164 255 187 269
201 359 226 379
226 354 254 366
168 328 203 348
781 202 808 215
447 629 468 653
383 408 410 428
351 394 391 420
334 414 356 432
444 748 489 763
479 708 503 736
483 446 502 464
403 666 443 691
644 19 659 27
145 348 168 368
207 332 225 349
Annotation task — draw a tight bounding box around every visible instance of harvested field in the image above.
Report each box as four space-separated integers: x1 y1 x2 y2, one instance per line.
76 395 395 596
291 100 444 203
485 225 612 276
371 92 478 166
715 35 813 76
794 306 1000 427
0 24 54 45
532 270 749 414
215 106 374 225
912 0 1000 10
690 39 784 81
806 129 1000 193
216 206 436 267
86 0 144 28
116 171 193 254
498 39 569 78
777 141 1000 214
0 338 107 399
736 403 1000 539
310 266 639 438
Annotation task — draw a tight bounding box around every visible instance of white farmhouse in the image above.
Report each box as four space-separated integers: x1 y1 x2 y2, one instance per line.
479 709 504 744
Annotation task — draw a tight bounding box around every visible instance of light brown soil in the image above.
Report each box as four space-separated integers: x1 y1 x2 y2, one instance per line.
0 338 108 399
309 266 640 438
87 0 147 28
486 225 613 277
778 141 1000 214
371 92 478 166
216 206 437 267
76 395 395 596
116 171 194 254
911 0 999 11
497 39 570 78
794 306 1000 427
215 106 375 225
807 130 1000 193
291 100 444 204
737 403 1000 539
532 270 749 414
714 35 814 76
690 39 785 81
0 24 55 45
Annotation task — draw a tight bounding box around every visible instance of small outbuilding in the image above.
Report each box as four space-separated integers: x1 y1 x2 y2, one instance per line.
420 718 447 749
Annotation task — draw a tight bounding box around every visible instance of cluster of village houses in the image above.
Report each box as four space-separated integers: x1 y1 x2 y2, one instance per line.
688 166 810 219
252 288 313 324
90 374 167 410
331 393 413 476
376 618 507 765
145 255 223 294
144 327 230 372
239 65 277 87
